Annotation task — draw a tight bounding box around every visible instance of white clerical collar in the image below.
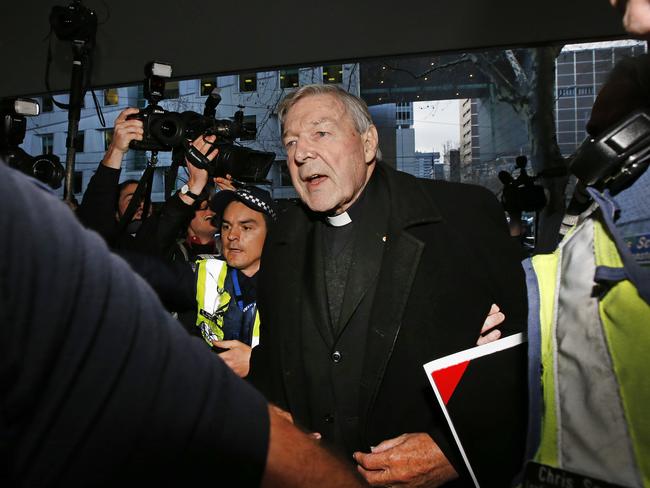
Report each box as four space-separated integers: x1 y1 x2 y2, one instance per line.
326 211 352 227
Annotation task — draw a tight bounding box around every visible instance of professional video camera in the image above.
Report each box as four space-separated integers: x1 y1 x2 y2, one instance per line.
570 110 650 193
127 62 274 184
49 0 97 43
0 98 64 189
498 155 547 214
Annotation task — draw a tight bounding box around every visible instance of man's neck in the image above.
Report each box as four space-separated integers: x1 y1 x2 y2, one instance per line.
238 266 259 278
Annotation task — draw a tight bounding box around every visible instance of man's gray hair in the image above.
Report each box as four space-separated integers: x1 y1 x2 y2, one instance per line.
278 84 382 160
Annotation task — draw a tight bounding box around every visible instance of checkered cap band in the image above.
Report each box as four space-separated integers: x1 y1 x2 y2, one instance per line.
238 189 277 220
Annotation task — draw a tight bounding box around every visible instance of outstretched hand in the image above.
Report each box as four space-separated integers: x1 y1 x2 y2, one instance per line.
353 433 457 487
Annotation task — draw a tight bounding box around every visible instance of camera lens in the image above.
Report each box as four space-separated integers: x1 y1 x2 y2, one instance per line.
151 113 184 147
32 155 64 189
159 120 178 139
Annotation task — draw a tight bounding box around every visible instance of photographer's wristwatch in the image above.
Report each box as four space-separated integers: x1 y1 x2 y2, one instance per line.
180 184 200 201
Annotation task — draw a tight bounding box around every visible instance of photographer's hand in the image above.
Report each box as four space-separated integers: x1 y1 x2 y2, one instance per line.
102 108 143 169
214 175 236 192
180 135 218 206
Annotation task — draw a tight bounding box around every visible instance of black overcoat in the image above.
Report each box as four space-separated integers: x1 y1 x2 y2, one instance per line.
250 162 528 485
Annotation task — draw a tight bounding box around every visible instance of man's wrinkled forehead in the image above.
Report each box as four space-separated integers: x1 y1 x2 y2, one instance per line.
283 94 348 127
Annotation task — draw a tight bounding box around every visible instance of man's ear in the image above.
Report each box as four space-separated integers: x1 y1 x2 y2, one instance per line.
362 125 379 163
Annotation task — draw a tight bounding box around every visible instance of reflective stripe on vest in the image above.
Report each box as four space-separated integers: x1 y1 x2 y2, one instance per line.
196 259 230 344
527 215 650 487
195 258 261 347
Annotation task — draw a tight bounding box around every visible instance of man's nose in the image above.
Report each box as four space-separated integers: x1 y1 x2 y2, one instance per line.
294 139 315 164
227 228 240 240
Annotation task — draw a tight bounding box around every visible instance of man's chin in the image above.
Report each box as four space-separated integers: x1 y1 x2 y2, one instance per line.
302 195 339 214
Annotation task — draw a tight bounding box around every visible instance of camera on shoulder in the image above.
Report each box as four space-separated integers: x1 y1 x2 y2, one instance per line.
0 98 65 189
126 61 275 184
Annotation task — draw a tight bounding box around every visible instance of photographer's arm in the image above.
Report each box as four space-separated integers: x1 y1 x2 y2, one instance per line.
101 107 144 169
178 135 216 206
152 135 219 259
77 108 144 242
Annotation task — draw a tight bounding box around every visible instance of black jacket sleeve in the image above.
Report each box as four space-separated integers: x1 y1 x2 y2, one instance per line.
77 163 121 243
154 192 196 259
117 249 197 312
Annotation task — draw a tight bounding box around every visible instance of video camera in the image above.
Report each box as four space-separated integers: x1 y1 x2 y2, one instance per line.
0 98 65 189
49 0 97 43
498 155 547 213
570 110 650 193
127 62 275 183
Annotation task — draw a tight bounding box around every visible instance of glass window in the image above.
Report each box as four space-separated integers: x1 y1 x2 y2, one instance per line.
166 81 180 99
240 115 256 141
280 69 299 89
136 84 147 108
72 130 85 152
277 160 292 186
41 133 54 154
103 129 114 150
133 152 147 170
104 88 119 106
239 73 258 92
201 78 217 96
322 65 343 84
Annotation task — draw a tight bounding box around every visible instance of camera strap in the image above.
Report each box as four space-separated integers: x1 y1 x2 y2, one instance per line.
116 161 155 237
183 139 216 173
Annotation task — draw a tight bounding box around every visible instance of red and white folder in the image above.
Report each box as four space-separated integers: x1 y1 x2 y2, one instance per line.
423 332 527 488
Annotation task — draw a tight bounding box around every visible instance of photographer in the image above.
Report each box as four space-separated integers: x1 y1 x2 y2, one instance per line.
76 108 234 256
154 134 236 263
77 107 156 251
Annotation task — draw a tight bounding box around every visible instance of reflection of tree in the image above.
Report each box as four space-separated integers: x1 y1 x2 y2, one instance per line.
365 48 569 251
467 47 567 252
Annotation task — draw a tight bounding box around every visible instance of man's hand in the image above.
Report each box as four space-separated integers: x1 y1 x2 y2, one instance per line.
214 174 237 192
476 303 505 346
270 404 295 424
353 433 457 487
213 339 252 377
102 107 144 169
180 134 218 206
262 405 366 488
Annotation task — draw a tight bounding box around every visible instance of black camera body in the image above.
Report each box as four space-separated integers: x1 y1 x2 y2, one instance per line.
127 108 246 153
570 110 650 192
126 105 176 152
49 0 97 43
127 61 275 183
1 98 65 189
127 107 275 181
